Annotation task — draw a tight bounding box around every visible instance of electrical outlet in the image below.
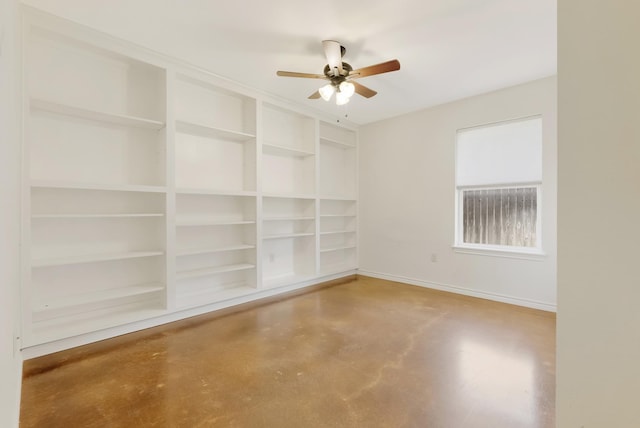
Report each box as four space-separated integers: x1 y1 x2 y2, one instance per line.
430 253 438 263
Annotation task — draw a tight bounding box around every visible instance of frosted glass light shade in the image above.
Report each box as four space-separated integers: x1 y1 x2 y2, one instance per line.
339 81 355 98
319 84 334 101
335 91 350 105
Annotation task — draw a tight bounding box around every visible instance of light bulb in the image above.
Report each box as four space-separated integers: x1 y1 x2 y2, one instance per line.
335 91 350 105
339 81 355 98
318 84 334 101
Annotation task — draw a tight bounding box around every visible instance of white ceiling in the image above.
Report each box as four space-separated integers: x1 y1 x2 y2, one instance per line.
23 0 557 125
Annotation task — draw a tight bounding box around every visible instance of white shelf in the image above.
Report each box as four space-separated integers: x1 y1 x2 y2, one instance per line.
320 214 357 218
33 283 164 314
320 136 356 149
176 218 255 227
32 213 164 219
177 244 255 257
262 232 315 240
320 245 357 253
175 187 256 197
263 142 314 157
320 230 356 236
176 120 255 142
263 216 314 221
262 192 316 200
319 195 357 201
32 250 164 268
31 180 166 193
31 98 165 130
177 263 255 280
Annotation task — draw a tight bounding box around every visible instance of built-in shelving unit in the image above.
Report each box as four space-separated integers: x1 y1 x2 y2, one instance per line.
319 198 358 274
20 8 358 354
319 121 357 199
174 74 256 194
24 21 168 345
262 196 316 287
262 104 316 196
174 191 257 309
318 120 358 275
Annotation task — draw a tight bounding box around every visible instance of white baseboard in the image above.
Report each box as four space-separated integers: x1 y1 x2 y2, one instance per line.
357 269 557 313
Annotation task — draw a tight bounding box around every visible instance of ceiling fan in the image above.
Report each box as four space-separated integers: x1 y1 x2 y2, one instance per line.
276 40 400 105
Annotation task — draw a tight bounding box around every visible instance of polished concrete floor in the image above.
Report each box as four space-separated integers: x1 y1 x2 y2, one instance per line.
21 276 555 427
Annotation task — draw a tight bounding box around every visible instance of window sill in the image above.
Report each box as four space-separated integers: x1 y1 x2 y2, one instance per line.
452 245 546 261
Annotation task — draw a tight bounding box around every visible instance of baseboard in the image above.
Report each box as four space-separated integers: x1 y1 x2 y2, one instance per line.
357 270 557 313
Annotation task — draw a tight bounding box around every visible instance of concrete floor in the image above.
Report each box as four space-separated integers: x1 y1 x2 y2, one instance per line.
21 276 555 427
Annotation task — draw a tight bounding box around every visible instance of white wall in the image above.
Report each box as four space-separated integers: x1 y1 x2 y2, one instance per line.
557 0 640 425
0 0 23 426
358 77 557 310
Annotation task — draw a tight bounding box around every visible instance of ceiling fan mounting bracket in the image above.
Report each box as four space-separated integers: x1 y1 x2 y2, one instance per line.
323 62 353 85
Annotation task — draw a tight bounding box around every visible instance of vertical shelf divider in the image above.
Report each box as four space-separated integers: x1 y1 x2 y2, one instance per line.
314 118 321 276
164 68 177 311
255 100 264 289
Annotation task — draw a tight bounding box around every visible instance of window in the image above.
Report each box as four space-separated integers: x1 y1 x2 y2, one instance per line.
455 117 542 254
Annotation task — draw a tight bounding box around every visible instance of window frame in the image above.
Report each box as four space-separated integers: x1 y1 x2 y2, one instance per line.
453 115 545 258
454 183 544 257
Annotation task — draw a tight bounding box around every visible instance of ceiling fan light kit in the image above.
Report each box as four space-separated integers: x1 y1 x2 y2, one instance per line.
318 83 335 101
277 40 400 106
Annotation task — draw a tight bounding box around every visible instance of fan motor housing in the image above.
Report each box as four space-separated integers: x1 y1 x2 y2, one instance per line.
323 62 353 84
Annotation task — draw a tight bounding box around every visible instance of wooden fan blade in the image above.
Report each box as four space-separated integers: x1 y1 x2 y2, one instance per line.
350 59 400 79
352 81 377 98
308 91 321 99
322 40 343 76
277 71 327 79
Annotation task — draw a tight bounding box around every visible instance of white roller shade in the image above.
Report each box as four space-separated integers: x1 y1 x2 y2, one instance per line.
456 117 542 186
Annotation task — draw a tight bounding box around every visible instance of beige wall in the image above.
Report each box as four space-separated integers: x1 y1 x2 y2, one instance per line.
557 0 640 425
359 77 557 311
0 0 23 426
